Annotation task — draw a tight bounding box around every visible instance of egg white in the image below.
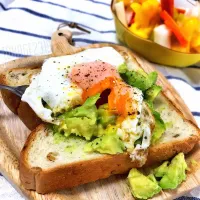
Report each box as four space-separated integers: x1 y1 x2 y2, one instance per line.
121 87 143 134
117 86 144 148
22 47 125 123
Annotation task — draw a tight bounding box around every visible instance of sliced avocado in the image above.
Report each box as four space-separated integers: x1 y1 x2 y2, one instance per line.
120 70 158 91
98 104 117 128
118 63 159 91
151 110 166 144
158 153 187 189
144 84 162 101
54 94 100 140
84 134 125 155
128 168 162 199
118 63 128 73
145 99 166 144
145 99 154 111
154 161 169 177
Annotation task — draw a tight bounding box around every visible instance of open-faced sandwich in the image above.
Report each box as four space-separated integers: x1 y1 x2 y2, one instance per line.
0 45 199 199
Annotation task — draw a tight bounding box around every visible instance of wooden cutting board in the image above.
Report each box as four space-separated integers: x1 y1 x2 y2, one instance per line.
0 30 200 200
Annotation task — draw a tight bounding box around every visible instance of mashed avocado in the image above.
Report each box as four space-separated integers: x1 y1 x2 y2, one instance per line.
128 169 162 199
53 94 123 154
84 132 125 155
97 124 118 137
156 153 187 189
84 124 124 154
52 64 165 156
54 94 100 140
98 104 117 128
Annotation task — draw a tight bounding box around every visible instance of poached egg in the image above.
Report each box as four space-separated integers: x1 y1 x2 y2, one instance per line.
22 46 151 162
22 47 124 123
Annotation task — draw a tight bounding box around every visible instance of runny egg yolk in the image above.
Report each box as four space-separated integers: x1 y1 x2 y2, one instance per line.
70 61 138 118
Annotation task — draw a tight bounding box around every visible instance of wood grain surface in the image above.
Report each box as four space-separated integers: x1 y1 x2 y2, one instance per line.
0 30 199 200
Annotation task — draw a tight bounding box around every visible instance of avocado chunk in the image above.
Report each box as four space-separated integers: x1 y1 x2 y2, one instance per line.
84 134 125 155
147 174 158 184
98 104 117 128
144 84 162 101
118 63 128 73
118 64 158 91
55 94 100 140
154 161 169 177
97 124 118 137
59 117 98 140
151 110 166 144
127 153 187 199
128 168 162 199
158 153 187 189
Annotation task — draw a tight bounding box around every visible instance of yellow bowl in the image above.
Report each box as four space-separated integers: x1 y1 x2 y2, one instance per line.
111 0 200 67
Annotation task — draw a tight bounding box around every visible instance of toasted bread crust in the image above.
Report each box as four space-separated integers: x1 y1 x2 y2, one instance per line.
20 124 199 194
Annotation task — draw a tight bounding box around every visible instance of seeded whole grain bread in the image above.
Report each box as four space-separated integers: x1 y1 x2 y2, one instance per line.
0 45 199 194
0 67 42 130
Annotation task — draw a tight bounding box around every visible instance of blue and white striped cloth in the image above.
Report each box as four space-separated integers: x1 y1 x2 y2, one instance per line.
0 0 199 199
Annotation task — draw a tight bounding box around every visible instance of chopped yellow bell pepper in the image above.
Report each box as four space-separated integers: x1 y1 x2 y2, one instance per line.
191 34 200 53
118 0 133 7
129 24 153 39
181 17 199 42
175 15 200 52
129 0 161 39
171 44 188 53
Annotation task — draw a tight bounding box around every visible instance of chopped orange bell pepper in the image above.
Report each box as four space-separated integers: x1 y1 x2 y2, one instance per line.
160 10 188 46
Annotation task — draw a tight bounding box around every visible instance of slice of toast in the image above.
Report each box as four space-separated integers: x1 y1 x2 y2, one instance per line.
20 92 199 194
0 45 199 194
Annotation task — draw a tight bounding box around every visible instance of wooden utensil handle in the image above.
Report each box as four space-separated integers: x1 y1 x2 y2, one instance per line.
51 30 84 56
